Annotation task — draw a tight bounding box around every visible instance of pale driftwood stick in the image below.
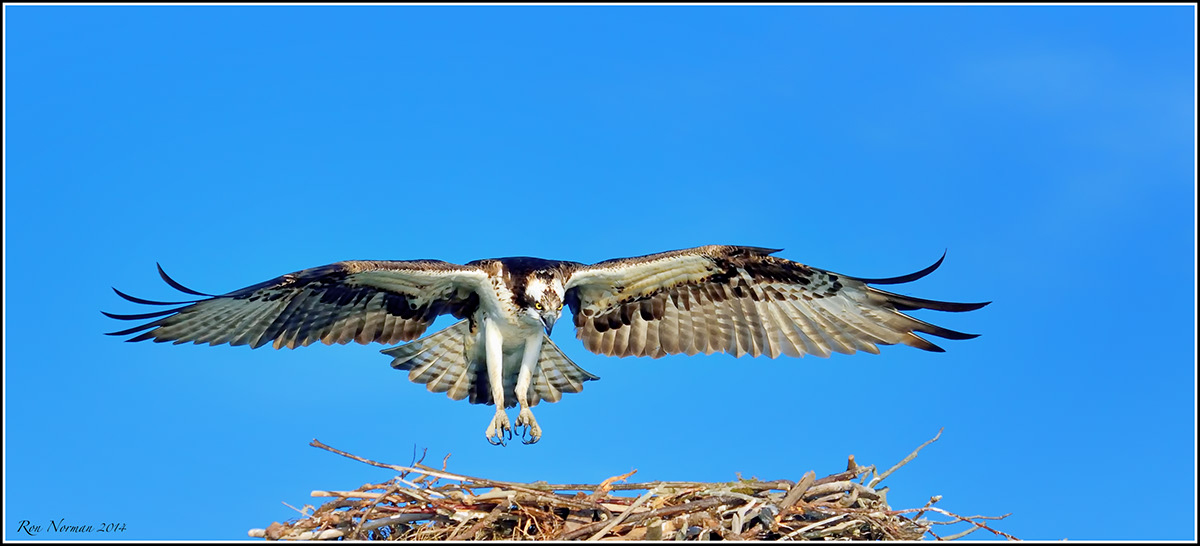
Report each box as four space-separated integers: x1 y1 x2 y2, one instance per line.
449 502 509 541
810 493 847 505
398 476 447 498
856 465 876 484
558 496 743 540
777 471 815 512
391 479 436 503
941 524 984 540
311 490 390 499
821 518 867 536
290 528 345 540
352 482 401 539
782 513 848 539
869 428 943 489
311 439 598 511
802 481 880 501
837 484 860 507
586 486 658 541
511 480 792 492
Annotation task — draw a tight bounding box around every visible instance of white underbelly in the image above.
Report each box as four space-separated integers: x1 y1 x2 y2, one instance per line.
483 316 539 347
475 312 541 370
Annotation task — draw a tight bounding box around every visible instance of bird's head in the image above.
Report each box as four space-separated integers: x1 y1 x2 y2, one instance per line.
519 271 566 335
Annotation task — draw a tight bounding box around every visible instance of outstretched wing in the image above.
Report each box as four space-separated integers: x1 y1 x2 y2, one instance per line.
563 245 989 359
105 261 490 349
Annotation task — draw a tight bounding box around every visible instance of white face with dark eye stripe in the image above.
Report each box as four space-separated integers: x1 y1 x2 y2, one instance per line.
522 274 566 333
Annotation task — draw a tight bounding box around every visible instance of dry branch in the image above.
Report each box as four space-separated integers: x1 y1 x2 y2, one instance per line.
248 431 1015 541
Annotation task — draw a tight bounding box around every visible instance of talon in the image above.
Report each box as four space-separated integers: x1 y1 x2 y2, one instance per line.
485 411 512 446
517 407 541 445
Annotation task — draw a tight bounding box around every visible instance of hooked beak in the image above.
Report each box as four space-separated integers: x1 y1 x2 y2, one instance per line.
540 313 557 336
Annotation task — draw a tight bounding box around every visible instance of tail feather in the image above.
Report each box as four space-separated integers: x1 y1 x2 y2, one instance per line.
382 322 600 408
529 336 599 406
383 320 474 400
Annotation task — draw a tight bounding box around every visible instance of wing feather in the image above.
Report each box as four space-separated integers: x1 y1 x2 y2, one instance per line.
105 260 489 350
564 245 989 359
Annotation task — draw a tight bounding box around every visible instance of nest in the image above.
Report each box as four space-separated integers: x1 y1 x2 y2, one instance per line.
249 430 1015 541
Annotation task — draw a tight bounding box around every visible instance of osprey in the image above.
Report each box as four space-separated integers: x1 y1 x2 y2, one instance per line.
106 245 988 445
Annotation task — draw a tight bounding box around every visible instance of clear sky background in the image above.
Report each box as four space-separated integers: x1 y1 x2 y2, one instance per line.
4 5 1195 542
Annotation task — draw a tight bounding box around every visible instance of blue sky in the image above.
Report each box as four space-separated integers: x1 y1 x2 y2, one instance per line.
4 5 1194 541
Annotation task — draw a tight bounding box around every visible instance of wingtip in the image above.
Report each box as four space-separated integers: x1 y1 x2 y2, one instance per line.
156 262 215 297
955 301 992 312
855 252 948 285
112 286 198 306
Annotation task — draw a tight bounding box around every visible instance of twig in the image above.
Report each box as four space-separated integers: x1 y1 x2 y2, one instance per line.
352 482 400 539
782 514 847 539
558 496 743 540
889 507 1018 541
587 469 638 501
941 525 984 540
310 439 598 510
449 502 510 541
586 486 658 541
869 428 942 489
912 495 942 522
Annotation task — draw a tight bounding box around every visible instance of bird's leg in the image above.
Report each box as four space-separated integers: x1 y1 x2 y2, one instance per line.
514 334 543 444
483 318 510 446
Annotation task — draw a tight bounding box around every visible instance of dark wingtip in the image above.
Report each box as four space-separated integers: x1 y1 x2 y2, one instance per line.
157 262 214 297
101 307 186 321
856 251 947 285
956 300 992 312
935 329 982 341
104 321 161 337
111 286 199 306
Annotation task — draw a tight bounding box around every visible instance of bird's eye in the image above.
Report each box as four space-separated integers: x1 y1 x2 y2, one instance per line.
558 303 563 310
535 303 543 310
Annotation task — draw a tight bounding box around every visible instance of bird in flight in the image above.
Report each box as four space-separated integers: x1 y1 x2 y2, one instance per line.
106 245 988 445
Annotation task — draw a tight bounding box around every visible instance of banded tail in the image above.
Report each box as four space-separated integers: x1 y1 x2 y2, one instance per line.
382 320 599 407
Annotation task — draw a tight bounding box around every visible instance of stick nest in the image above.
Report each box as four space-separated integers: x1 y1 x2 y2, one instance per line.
249 430 1016 541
